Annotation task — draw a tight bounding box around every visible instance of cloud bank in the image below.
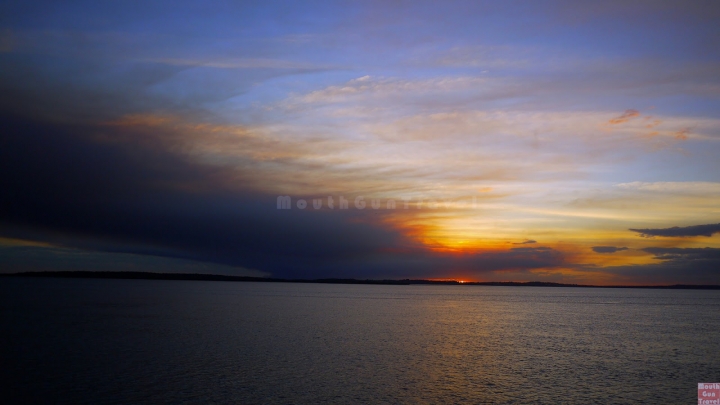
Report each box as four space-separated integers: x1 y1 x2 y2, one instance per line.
629 223 720 238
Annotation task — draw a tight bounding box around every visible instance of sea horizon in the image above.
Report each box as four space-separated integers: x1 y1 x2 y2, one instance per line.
4 270 720 290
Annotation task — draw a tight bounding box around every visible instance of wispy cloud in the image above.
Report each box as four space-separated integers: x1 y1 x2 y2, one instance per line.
514 240 537 245
617 182 720 194
143 57 334 70
608 109 640 124
591 246 628 254
642 247 720 260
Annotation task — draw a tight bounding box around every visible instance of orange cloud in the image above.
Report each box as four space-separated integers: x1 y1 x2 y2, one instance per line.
643 116 662 128
674 128 690 140
608 109 640 124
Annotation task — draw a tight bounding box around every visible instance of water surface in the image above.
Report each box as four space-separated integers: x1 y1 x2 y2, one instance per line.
1 277 719 404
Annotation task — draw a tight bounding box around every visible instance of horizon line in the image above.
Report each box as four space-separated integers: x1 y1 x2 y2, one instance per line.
4 271 720 290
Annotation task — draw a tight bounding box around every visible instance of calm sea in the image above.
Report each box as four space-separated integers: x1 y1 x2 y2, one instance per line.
1 277 719 404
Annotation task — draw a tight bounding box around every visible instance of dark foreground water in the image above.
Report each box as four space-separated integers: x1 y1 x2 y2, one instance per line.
1 277 719 404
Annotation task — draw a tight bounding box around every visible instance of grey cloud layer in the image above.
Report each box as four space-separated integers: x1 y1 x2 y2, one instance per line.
630 223 720 238
592 246 629 254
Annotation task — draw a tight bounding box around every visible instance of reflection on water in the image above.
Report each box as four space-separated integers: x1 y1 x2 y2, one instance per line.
2 277 719 404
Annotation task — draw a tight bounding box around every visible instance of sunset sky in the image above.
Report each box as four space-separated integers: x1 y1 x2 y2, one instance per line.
1 1 719 284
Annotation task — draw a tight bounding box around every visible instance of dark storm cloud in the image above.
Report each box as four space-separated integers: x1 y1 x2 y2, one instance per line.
0 113 411 278
591 246 628 254
0 5 355 278
629 223 720 238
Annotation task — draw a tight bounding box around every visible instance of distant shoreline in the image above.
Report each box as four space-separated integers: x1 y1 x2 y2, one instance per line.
3 271 720 290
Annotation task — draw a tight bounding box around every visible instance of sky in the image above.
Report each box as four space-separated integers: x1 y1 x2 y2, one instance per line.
1 0 719 284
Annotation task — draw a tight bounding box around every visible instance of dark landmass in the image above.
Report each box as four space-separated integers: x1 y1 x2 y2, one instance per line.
3 271 720 289
2 271 411 285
